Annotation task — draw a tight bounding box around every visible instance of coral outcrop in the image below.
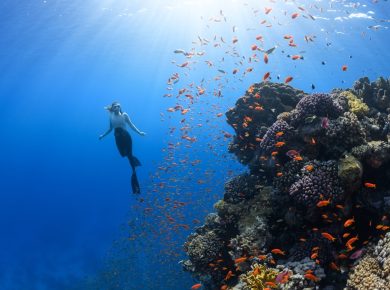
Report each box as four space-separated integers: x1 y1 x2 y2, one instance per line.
183 77 390 290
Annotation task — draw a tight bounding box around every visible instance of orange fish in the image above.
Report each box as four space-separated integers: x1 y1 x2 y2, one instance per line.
251 44 258 51
294 156 303 161
304 273 318 282
271 151 278 156
224 270 234 280
321 232 336 242
291 12 299 19
221 285 228 290
276 131 284 137
338 253 348 259
263 72 270 81
276 172 283 177
344 217 355 228
256 35 263 41
284 76 293 83
255 106 264 111
234 257 247 264
232 69 238 74
336 204 344 210
275 141 286 147
329 262 339 271
264 53 269 64
265 7 272 14
346 236 359 247
271 248 285 255
310 252 318 259
265 282 277 288
316 199 331 207
191 283 202 290
341 65 348 71
364 182 376 189
284 35 293 39
343 233 351 238
305 165 314 171
291 55 302 60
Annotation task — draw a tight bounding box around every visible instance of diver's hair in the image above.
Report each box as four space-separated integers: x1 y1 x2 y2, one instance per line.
104 101 122 113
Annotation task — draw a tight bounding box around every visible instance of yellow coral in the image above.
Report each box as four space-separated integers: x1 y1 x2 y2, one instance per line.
242 263 279 290
341 91 369 117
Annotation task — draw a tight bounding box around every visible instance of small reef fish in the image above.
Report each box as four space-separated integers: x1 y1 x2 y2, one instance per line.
321 117 329 129
364 182 376 189
344 217 355 228
191 283 202 290
349 248 364 260
305 165 314 171
263 72 270 81
271 248 285 255
316 199 331 207
304 273 319 281
284 76 293 83
342 65 348 71
286 150 300 158
321 232 336 242
234 257 247 263
275 141 285 147
264 53 269 64
291 12 299 19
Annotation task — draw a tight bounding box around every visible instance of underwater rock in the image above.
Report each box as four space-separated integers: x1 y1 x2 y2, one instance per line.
338 154 363 193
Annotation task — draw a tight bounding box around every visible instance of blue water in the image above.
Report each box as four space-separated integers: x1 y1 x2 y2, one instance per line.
0 0 389 289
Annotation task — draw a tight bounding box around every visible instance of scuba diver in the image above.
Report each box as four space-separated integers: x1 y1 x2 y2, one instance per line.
99 102 146 194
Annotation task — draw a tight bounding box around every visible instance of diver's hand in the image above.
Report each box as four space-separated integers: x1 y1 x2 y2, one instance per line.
140 132 146 136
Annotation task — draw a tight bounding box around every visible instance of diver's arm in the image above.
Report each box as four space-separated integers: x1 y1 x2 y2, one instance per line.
124 113 146 136
99 122 113 140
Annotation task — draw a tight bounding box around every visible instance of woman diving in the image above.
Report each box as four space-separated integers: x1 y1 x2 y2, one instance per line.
99 102 146 194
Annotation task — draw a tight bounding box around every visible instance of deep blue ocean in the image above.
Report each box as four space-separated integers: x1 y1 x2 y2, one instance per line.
0 0 389 289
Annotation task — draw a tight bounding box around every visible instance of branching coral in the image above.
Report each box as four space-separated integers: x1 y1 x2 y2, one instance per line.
242 263 279 290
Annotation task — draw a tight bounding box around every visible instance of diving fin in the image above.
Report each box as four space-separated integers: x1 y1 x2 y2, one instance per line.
130 156 141 167
131 172 141 194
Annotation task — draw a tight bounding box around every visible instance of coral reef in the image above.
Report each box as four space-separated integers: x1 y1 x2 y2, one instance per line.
183 77 390 290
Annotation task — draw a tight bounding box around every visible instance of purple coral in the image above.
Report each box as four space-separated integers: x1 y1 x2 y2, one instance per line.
290 93 344 125
289 160 344 208
259 120 293 154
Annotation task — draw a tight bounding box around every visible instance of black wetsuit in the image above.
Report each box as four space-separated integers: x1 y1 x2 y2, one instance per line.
114 127 141 194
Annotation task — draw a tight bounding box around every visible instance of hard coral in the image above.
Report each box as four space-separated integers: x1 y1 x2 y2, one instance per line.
325 112 366 151
242 263 279 290
340 90 369 117
289 160 344 208
346 233 390 289
352 76 390 112
290 93 344 126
